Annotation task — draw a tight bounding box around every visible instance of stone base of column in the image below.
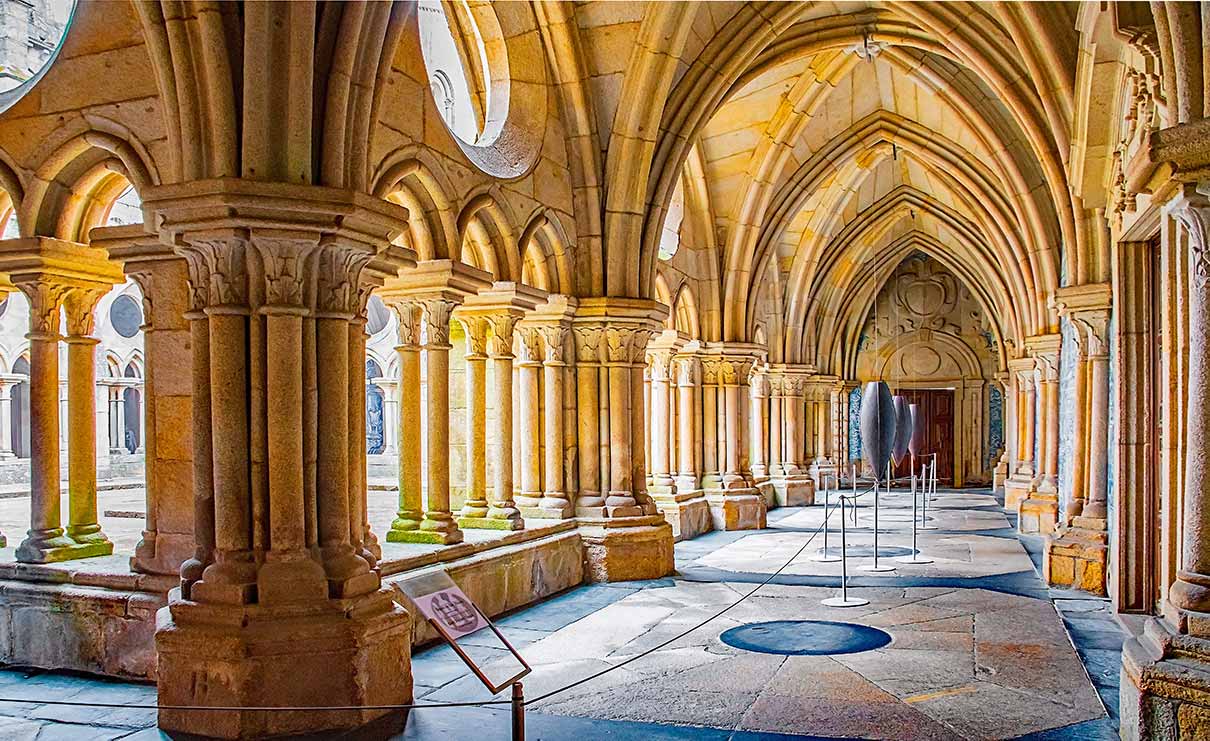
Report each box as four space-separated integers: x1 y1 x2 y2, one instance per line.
1121 613 1210 740
704 488 767 531
769 475 815 507
577 515 674 582
520 498 575 521
756 480 776 508
1018 493 1059 534
650 487 711 542
386 528 463 545
156 588 411 740
993 457 1009 492
458 515 525 531
1003 478 1032 511
16 533 113 564
1042 522 1108 595
131 531 196 576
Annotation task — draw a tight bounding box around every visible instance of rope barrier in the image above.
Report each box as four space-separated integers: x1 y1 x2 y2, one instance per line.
0 496 853 714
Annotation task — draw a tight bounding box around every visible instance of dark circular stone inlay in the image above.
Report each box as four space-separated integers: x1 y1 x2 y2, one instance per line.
818 545 915 558
721 620 892 656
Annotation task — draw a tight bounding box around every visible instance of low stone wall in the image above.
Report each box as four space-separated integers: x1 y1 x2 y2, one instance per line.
0 525 587 680
387 528 585 645
0 560 173 679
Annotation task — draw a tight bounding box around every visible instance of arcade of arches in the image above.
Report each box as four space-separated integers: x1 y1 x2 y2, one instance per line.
0 1 1206 739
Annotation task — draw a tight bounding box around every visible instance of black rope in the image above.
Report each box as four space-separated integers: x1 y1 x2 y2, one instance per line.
0 491 872 714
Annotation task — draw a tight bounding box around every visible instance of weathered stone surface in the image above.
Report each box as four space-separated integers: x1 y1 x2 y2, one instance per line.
156 589 411 740
578 518 674 583
705 491 767 531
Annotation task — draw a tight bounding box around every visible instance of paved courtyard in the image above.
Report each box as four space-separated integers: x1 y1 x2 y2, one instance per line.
0 486 1123 739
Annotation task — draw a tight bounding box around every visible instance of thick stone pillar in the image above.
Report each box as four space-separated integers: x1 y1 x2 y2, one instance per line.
571 299 674 581
147 181 413 739
1121 183 1210 741
1019 335 1061 534
98 226 199 575
766 366 814 505
386 302 423 540
701 344 767 530
1045 284 1112 594
1004 356 1037 511
63 288 114 555
0 239 124 562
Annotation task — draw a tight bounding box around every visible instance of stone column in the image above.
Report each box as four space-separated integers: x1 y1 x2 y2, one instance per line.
14 281 74 562
1004 356 1037 511
539 325 572 517
992 372 1010 490
768 375 783 475
148 182 412 738
0 239 125 563
648 348 675 494
456 315 490 523
417 298 463 545
701 346 766 529
749 369 769 480
574 325 605 514
63 288 113 556
571 299 674 582
1044 285 1114 594
486 313 523 526
1019 336 1061 535
0 381 13 460
674 355 700 493
515 325 544 512
109 388 124 454
387 302 423 540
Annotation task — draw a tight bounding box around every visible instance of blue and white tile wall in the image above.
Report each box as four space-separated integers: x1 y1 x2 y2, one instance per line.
848 385 863 461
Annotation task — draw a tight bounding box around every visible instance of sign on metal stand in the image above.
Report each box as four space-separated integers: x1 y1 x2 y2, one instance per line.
399 573 532 740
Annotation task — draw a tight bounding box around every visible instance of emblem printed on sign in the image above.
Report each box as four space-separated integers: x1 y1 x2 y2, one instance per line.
415 586 486 639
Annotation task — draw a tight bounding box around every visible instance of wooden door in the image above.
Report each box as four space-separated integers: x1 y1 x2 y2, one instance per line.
892 389 955 483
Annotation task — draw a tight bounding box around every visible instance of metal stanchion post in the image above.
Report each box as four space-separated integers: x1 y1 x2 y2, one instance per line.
929 453 939 501
823 495 868 607
920 460 938 530
898 468 934 565
812 473 840 562
864 473 895 572
851 464 858 525
512 682 525 741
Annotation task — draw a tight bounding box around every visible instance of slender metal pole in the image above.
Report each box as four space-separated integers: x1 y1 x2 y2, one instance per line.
839 496 848 601
512 682 525 741
920 459 938 530
865 474 895 572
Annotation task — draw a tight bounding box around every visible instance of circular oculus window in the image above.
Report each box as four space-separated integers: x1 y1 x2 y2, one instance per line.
0 1 76 114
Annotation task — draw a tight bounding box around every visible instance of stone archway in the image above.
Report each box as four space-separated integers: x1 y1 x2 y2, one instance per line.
853 255 1001 487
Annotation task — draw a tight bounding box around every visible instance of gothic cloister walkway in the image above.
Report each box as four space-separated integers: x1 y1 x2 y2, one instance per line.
0 487 1122 740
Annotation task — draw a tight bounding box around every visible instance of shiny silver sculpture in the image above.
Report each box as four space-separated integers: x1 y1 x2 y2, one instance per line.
908 402 924 457
892 395 911 464
859 381 896 479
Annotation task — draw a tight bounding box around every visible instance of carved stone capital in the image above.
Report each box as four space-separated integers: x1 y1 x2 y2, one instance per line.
420 298 458 347
647 349 673 382
539 325 569 365
18 281 70 338
515 325 544 364
315 244 373 317
673 356 699 386
63 287 109 338
749 371 770 398
1169 186 1210 289
573 326 602 364
486 313 518 358
390 301 422 347
458 315 490 357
